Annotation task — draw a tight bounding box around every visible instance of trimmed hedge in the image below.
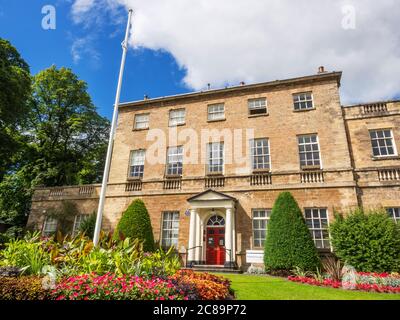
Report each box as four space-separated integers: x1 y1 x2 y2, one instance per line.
264 192 320 273
113 199 155 252
0 276 50 300
330 209 400 272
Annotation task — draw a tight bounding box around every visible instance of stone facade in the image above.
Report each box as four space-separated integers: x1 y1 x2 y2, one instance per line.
27 70 400 270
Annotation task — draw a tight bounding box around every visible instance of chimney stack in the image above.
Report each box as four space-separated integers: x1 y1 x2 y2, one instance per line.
240 81 246 86
207 83 211 90
318 66 326 74
144 94 149 100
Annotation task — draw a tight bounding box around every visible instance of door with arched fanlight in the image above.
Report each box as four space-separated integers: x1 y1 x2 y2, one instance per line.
205 215 226 265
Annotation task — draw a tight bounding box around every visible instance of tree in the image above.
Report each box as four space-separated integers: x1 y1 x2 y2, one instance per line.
25 65 110 187
330 209 400 272
0 38 31 179
264 192 321 273
113 199 155 252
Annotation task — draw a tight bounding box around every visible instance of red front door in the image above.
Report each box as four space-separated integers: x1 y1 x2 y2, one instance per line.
206 227 226 265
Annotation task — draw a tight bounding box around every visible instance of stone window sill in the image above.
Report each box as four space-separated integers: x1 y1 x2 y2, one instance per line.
293 108 316 113
207 118 226 123
372 156 400 161
248 113 269 119
132 127 149 132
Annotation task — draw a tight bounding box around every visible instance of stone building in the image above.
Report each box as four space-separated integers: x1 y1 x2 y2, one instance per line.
27 69 400 270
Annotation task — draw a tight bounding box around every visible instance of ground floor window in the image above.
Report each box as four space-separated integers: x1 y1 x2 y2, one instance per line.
387 208 400 224
305 208 330 249
161 211 180 248
252 209 271 248
42 216 58 236
72 214 87 236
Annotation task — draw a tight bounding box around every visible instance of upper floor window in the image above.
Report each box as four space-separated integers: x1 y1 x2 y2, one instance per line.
43 216 57 236
387 208 400 224
161 211 180 248
208 103 225 121
369 129 397 157
250 138 270 171
129 149 145 179
166 146 183 176
134 113 149 130
293 92 314 111
169 109 186 126
298 134 321 168
207 142 224 174
305 208 330 249
252 209 271 248
248 98 267 116
72 214 86 236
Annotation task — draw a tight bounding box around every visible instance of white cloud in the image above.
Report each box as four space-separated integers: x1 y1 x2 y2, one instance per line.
71 0 400 104
71 36 101 67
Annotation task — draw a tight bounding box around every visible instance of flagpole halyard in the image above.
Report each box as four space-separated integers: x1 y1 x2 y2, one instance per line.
93 9 133 246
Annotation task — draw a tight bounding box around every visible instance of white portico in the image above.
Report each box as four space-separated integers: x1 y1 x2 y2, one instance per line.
186 190 237 268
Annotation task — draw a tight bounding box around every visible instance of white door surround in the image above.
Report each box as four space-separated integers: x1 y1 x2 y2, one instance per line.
187 189 237 267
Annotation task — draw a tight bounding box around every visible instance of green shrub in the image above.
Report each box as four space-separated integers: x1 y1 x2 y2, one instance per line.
113 199 155 252
78 213 96 239
264 192 321 273
330 209 400 272
0 276 50 300
0 232 51 275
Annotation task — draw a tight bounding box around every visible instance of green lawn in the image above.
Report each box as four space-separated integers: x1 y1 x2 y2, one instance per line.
223 274 400 300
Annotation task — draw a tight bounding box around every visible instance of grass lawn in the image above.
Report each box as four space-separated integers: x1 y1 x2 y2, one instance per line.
223 274 400 300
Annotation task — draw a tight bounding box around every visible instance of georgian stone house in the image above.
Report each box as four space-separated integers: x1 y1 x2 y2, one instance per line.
27 68 400 270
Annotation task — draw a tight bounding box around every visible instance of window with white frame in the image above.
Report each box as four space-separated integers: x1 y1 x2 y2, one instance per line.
298 134 321 168
387 208 400 224
252 209 271 248
250 138 270 171
129 150 145 178
166 146 183 176
305 208 330 249
369 129 397 157
43 216 57 236
169 109 186 126
161 211 180 248
248 98 267 116
134 113 149 130
207 142 224 174
72 214 87 236
208 104 225 121
293 92 314 111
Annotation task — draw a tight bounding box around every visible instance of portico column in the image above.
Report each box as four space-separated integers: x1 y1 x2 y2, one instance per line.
188 208 197 266
195 212 202 264
225 207 234 267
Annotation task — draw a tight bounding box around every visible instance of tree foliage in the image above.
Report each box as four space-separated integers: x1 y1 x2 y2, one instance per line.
0 38 31 179
264 192 321 273
113 199 155 252
330 209 400 272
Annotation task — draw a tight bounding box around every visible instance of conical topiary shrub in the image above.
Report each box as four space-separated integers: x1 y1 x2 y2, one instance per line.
264 192 320 273
113 199 155 252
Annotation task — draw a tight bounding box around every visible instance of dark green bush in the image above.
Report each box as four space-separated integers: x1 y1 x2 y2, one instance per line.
0 276 50 300
79 213 96 239
330 209 400 272
264 192 320 273
113 199 155 252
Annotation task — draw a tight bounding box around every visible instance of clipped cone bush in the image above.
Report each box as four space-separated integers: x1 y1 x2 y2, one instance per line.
113 199 155 252
264 192 320 273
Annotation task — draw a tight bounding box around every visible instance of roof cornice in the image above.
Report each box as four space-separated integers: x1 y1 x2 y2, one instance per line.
119 71 342 109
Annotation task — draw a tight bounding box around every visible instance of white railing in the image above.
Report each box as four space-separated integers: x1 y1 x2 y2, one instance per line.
363 103 388 114
301 171 324 183
378 168 400 181
250 173 272 186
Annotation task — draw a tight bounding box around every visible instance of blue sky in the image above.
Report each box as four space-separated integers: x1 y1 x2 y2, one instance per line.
1 0 400 119
0 0 189 119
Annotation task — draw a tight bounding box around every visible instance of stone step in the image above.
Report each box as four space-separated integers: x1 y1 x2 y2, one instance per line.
186 265 243 274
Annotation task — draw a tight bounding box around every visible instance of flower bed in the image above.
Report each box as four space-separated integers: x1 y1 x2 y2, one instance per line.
288 272 400 294
51 270 233 300
172 270 233 300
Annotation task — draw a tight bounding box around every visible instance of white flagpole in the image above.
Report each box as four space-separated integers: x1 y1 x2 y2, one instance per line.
93 9 133 246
